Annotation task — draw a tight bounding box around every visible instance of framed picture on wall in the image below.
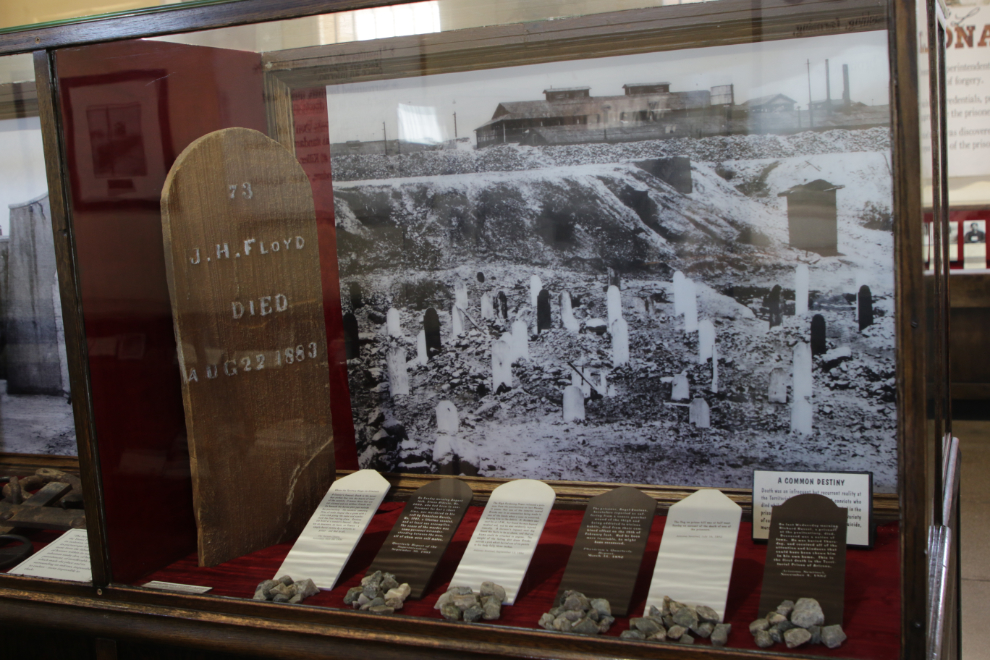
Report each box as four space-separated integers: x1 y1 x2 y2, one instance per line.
307 25 900 495
61 70 173 207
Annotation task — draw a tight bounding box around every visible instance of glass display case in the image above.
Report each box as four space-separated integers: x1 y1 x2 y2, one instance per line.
0 0 954 658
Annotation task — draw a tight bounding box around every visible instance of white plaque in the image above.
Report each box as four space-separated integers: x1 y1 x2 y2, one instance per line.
276 469 390 589
8 528 92 582
142 581 213 594
752 470 873 547
448 479 555 604
645 489 741 621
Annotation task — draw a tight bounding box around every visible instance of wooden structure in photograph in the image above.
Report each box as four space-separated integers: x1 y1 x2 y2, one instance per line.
778 179 843 255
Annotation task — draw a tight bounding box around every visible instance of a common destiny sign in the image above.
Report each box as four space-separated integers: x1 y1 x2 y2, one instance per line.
161 127 335 567
752 470 872 547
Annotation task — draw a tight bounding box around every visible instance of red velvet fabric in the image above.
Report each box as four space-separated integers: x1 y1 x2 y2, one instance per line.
137 503 900 659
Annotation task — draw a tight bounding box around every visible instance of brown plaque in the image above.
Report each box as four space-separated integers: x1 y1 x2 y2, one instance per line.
555 486 656 616
368 479 473 599
161 127 334 567
758 493 847 624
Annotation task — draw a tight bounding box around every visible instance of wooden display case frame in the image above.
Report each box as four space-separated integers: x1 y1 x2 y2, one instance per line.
0 0 948 658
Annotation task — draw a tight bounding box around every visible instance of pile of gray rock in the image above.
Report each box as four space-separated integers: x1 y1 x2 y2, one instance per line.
253 575 319 604
620 597 731 646
343 570 411 614
435 582 506 622
749 598 847 649
537 591 615 635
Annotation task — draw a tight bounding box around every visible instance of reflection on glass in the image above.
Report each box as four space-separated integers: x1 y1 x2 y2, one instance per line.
0 68 76 456
398 103 449 146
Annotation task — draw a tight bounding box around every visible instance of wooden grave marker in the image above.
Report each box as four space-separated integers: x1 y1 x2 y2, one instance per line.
161 127 334 567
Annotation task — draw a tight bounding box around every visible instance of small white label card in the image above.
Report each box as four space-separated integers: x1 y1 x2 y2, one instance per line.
276 469 390 589
8 528 92 582
752 470 873 548
645 489 741 621
142 581 213 594
448 479 555 604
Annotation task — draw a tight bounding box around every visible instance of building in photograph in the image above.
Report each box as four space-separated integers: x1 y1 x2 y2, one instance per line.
475 72 887 147
741 94 797 113
475 83 729 147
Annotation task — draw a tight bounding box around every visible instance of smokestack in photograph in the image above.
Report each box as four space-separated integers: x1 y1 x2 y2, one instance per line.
825 59 832 110
843 64 851 107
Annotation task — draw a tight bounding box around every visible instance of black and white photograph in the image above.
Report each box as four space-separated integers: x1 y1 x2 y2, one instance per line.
326 31 897 491
962 219 987 270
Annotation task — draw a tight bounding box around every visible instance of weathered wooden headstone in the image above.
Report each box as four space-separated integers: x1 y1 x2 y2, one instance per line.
795 264 810 315
530 275 542 309
759 493 847 625
480 293 493 320
477 271 485 283
556 486 656 616
424 308 442 357
858 285 873 331
497 292 508 319
698 319 715 364
607 285 622 326
561 291 579 332
563 385 585 422
510 320 530 361
768 367 788 403
612 318 629 366
386 347 409 396
343 312 360 360
349 281 363 310
455 281 468 311
536 289 552 332
607 266 621 290
387 307 402 337
768 285 783 328
492 340 512 390
793 342 812 399
811 314 827 356
436 400 459 435
369 479 473 599
451 305 464 336
161 127 334 567
671 372 690 401
690 398 711 428
791 342 813 435
673 271 687 316
416 330 427 365
683 279 698 333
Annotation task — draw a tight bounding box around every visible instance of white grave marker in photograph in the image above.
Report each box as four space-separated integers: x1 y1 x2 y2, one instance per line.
276 470 390 590
645 489 742 620
448 479 555 604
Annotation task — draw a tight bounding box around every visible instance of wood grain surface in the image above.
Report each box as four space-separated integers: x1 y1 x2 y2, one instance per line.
161 127 334 567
